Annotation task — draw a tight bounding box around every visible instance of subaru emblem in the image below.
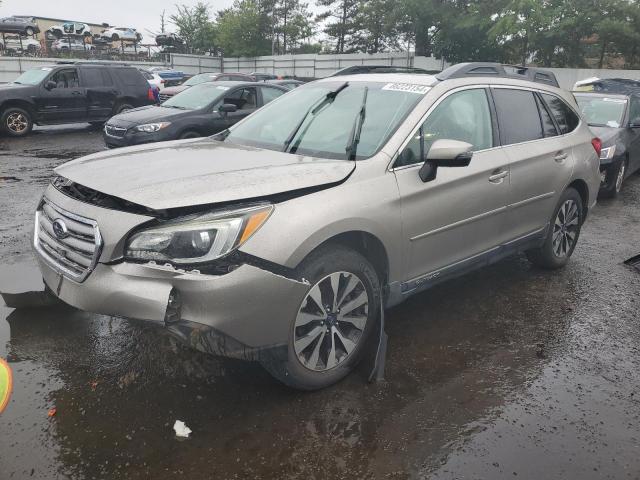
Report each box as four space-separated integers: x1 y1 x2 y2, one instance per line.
52 218 69 239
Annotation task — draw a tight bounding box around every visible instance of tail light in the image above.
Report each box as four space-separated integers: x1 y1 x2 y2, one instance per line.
147 87 155 101
591 137 602 157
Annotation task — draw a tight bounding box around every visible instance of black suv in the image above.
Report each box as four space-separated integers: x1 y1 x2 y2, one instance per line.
0 63 155 137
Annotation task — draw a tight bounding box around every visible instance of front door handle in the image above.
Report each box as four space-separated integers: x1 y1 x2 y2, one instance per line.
489 170 509 184
71 91 82 96
554 152 568 163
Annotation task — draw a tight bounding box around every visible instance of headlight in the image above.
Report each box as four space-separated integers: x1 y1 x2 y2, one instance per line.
135 122 171 133
125 204 273 264
600 145 616 160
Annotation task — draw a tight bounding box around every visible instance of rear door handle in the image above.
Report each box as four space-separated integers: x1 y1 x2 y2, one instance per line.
489 170 509 184
554 152 568 163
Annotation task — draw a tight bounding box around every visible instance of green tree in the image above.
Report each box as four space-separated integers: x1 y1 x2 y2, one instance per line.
315 0 361 53
216 0 273 56
170 3 217 54
273 0 315 54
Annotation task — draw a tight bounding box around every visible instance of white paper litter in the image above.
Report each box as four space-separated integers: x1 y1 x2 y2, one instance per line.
173 420 192 438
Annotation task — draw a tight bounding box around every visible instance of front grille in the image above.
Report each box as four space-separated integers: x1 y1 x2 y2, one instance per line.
104 124 127 138
159 93 173 103
34 198 102 282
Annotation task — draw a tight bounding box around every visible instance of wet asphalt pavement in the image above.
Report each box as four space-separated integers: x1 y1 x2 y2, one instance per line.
1 125 639 479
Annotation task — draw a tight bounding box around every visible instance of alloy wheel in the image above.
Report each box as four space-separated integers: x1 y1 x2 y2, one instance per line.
6 112 28 133
552 199 579 258
293 271 369 372
615 162 626 193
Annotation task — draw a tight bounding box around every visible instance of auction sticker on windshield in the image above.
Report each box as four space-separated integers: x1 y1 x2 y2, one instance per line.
0 358 12 414
382 83 430 94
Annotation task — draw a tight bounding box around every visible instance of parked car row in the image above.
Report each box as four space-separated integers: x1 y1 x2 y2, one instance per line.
30 62 604 390
44 23 142 42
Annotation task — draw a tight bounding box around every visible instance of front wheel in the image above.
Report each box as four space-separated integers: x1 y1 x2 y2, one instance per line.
114 103 133 115
179 130 200 139
25 27 34 36
1 107 33 137
261 245 381 390
527 187 583 269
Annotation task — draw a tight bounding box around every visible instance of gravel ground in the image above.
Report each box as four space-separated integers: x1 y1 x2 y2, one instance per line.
1 127 639 480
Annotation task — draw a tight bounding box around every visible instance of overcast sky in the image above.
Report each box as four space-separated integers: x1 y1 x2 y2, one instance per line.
0 0 237 43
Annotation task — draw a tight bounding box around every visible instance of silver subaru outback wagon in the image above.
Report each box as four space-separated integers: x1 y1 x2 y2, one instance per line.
33 63 600 390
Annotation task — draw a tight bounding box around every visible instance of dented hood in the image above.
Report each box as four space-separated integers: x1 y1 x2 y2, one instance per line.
55 138 355 210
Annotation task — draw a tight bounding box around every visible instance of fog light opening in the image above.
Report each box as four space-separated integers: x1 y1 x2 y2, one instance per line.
164 288 182 325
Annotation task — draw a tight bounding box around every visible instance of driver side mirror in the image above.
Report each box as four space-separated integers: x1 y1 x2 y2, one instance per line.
419 139 474 182
218 103 238 117
44 80 57 90
630 117 640 128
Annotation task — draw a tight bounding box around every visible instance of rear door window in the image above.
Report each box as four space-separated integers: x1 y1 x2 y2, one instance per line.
260 86 285 105
493 89 543 145
540 93 580 134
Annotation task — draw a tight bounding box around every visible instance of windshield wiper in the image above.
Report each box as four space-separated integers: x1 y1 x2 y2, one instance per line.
283 81 349 153
165 104 188 110
345 86 368 160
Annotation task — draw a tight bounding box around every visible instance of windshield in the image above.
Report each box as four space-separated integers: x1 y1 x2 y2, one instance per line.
225 81 428 160
163 83 228 110
575 94 627 127
184 73 217 86
13 67 51 85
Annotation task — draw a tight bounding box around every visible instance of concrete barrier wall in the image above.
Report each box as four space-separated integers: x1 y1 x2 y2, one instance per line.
3 54 640 89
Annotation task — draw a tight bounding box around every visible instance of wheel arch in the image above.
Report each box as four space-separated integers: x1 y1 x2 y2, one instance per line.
0 99 36 119
567 178 589 216
295 230 390 288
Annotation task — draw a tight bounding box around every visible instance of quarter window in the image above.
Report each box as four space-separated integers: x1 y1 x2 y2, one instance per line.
396 88 493 167
540 93 580 134
493 89 543 145
535 93 558 137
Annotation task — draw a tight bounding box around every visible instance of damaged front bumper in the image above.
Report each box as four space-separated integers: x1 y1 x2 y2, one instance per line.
36 251 309 360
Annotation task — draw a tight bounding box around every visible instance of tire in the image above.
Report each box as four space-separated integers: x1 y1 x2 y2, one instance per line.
526 187 583 270
599 159 626 199
114 103 133 115
1 107 33 137
179 130 200 139
261 245 381 390
112 34 119 42
25 27 34 36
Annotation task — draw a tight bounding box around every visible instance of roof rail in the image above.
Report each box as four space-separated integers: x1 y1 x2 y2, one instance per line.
55 60 131 67
331 65 434 77
436 62 560 88
575 78 640 96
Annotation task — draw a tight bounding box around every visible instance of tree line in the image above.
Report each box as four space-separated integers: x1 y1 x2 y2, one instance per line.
169 0 640 68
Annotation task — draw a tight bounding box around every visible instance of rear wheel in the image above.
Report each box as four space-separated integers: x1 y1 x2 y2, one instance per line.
261 245 381 390
1 107 33 137
527 187 583 269
25 27 34 36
